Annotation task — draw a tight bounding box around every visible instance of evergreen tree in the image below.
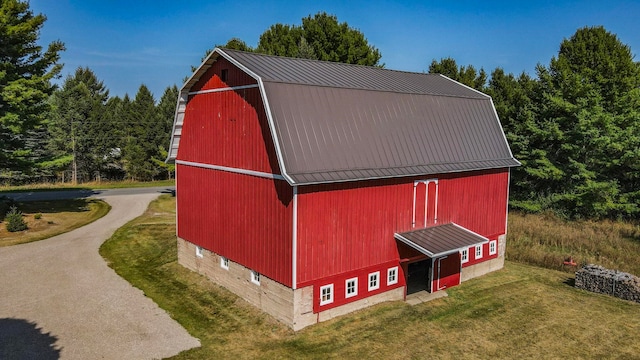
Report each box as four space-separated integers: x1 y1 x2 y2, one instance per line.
520 26 640 218
486 68 560 211
0 0 64 175
48 77 92 183
47 67 109 183
156 85 178 150
124 85 159 180
100 95 130 180
152 85 178 178
295 37 317 60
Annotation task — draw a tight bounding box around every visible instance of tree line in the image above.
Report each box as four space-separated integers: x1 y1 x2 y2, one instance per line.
44 70 177 183
0 1 176 184
1 0 638 220
428 26 640 220
217 18 640 220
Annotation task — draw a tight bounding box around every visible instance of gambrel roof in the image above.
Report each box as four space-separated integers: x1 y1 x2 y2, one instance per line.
168 48 520 185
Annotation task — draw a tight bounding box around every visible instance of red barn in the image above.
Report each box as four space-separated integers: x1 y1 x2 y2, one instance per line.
167 48 520 330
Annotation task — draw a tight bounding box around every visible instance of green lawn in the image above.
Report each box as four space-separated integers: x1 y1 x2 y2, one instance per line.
1 199 110 247
100 195 640 359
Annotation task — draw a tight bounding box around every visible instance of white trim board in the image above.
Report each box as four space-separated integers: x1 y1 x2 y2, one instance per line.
292 186 298 289
187 84 258 95
175 160 285 180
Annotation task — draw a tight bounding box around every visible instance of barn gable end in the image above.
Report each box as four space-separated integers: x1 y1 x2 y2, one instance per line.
176 56 281 175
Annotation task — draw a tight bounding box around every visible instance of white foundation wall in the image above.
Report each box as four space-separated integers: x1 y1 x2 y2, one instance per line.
461 234 506 282
177 238 407 331
177 238 295 325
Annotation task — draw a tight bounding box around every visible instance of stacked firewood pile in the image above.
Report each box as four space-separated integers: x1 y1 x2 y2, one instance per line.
575 264 640 303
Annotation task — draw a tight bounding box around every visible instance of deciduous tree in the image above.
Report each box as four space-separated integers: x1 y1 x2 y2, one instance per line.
429 57 487 91
257 12 382 65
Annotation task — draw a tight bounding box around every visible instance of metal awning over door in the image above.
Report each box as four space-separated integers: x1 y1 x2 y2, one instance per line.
395 223 488 258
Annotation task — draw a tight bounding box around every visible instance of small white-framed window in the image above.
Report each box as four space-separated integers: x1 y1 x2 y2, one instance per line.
461 248 469 263
489 240 497 256
195 246 203 258
475 245 483 259
250 270 260 285
387 267 398 286
220 256 229 270
368 271 380 291
345 277 358 298
320 284 334 305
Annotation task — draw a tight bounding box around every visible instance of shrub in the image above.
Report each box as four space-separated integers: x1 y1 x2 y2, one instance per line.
0 196 16 221
34 213 42 220
5 206 27 232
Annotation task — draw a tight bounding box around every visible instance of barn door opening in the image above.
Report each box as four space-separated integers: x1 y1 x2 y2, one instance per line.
412 179 438 228
406 258 433 294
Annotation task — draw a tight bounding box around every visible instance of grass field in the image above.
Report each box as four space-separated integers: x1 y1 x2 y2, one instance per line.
100 196 640 359
0 179 175 193
0 199 110 247
508 212 640 275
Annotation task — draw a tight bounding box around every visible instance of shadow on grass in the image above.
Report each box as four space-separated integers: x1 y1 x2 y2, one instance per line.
0 318 61 360
563 277 576 287
159 188 176 197
0 198 101 222
16 199 101 214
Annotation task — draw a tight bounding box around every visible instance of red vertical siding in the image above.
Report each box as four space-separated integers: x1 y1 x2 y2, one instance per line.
176 57 291 286
191 57 256 91
177 164 293 286
432 254 461 291
427 181 437 226
296 179 414 287
177 60 281 175
313 260 404 313
463 238 500 267
438 169 509 238
296 168 510 286
414 182 426 228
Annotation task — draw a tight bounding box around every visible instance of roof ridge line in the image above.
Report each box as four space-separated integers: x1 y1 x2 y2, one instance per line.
262 79 490 100
221 47 428 76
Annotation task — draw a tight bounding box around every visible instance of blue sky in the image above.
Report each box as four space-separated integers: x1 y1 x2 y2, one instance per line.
30 0 640 100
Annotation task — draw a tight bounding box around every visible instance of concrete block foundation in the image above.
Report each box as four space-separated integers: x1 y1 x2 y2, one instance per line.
461 234 506 282
178 238 405 330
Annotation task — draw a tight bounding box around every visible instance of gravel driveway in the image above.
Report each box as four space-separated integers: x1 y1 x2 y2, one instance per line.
0 193 200 359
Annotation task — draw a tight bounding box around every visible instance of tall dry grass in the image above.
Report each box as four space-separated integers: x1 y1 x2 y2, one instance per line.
507 211 640 275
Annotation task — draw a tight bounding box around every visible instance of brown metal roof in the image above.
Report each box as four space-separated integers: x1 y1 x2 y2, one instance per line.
222 49 488 99
264 82 519 184
395 223 489 258
168 48 520 184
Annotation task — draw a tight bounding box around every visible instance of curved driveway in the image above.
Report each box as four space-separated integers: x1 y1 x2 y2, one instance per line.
0 191 200 359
